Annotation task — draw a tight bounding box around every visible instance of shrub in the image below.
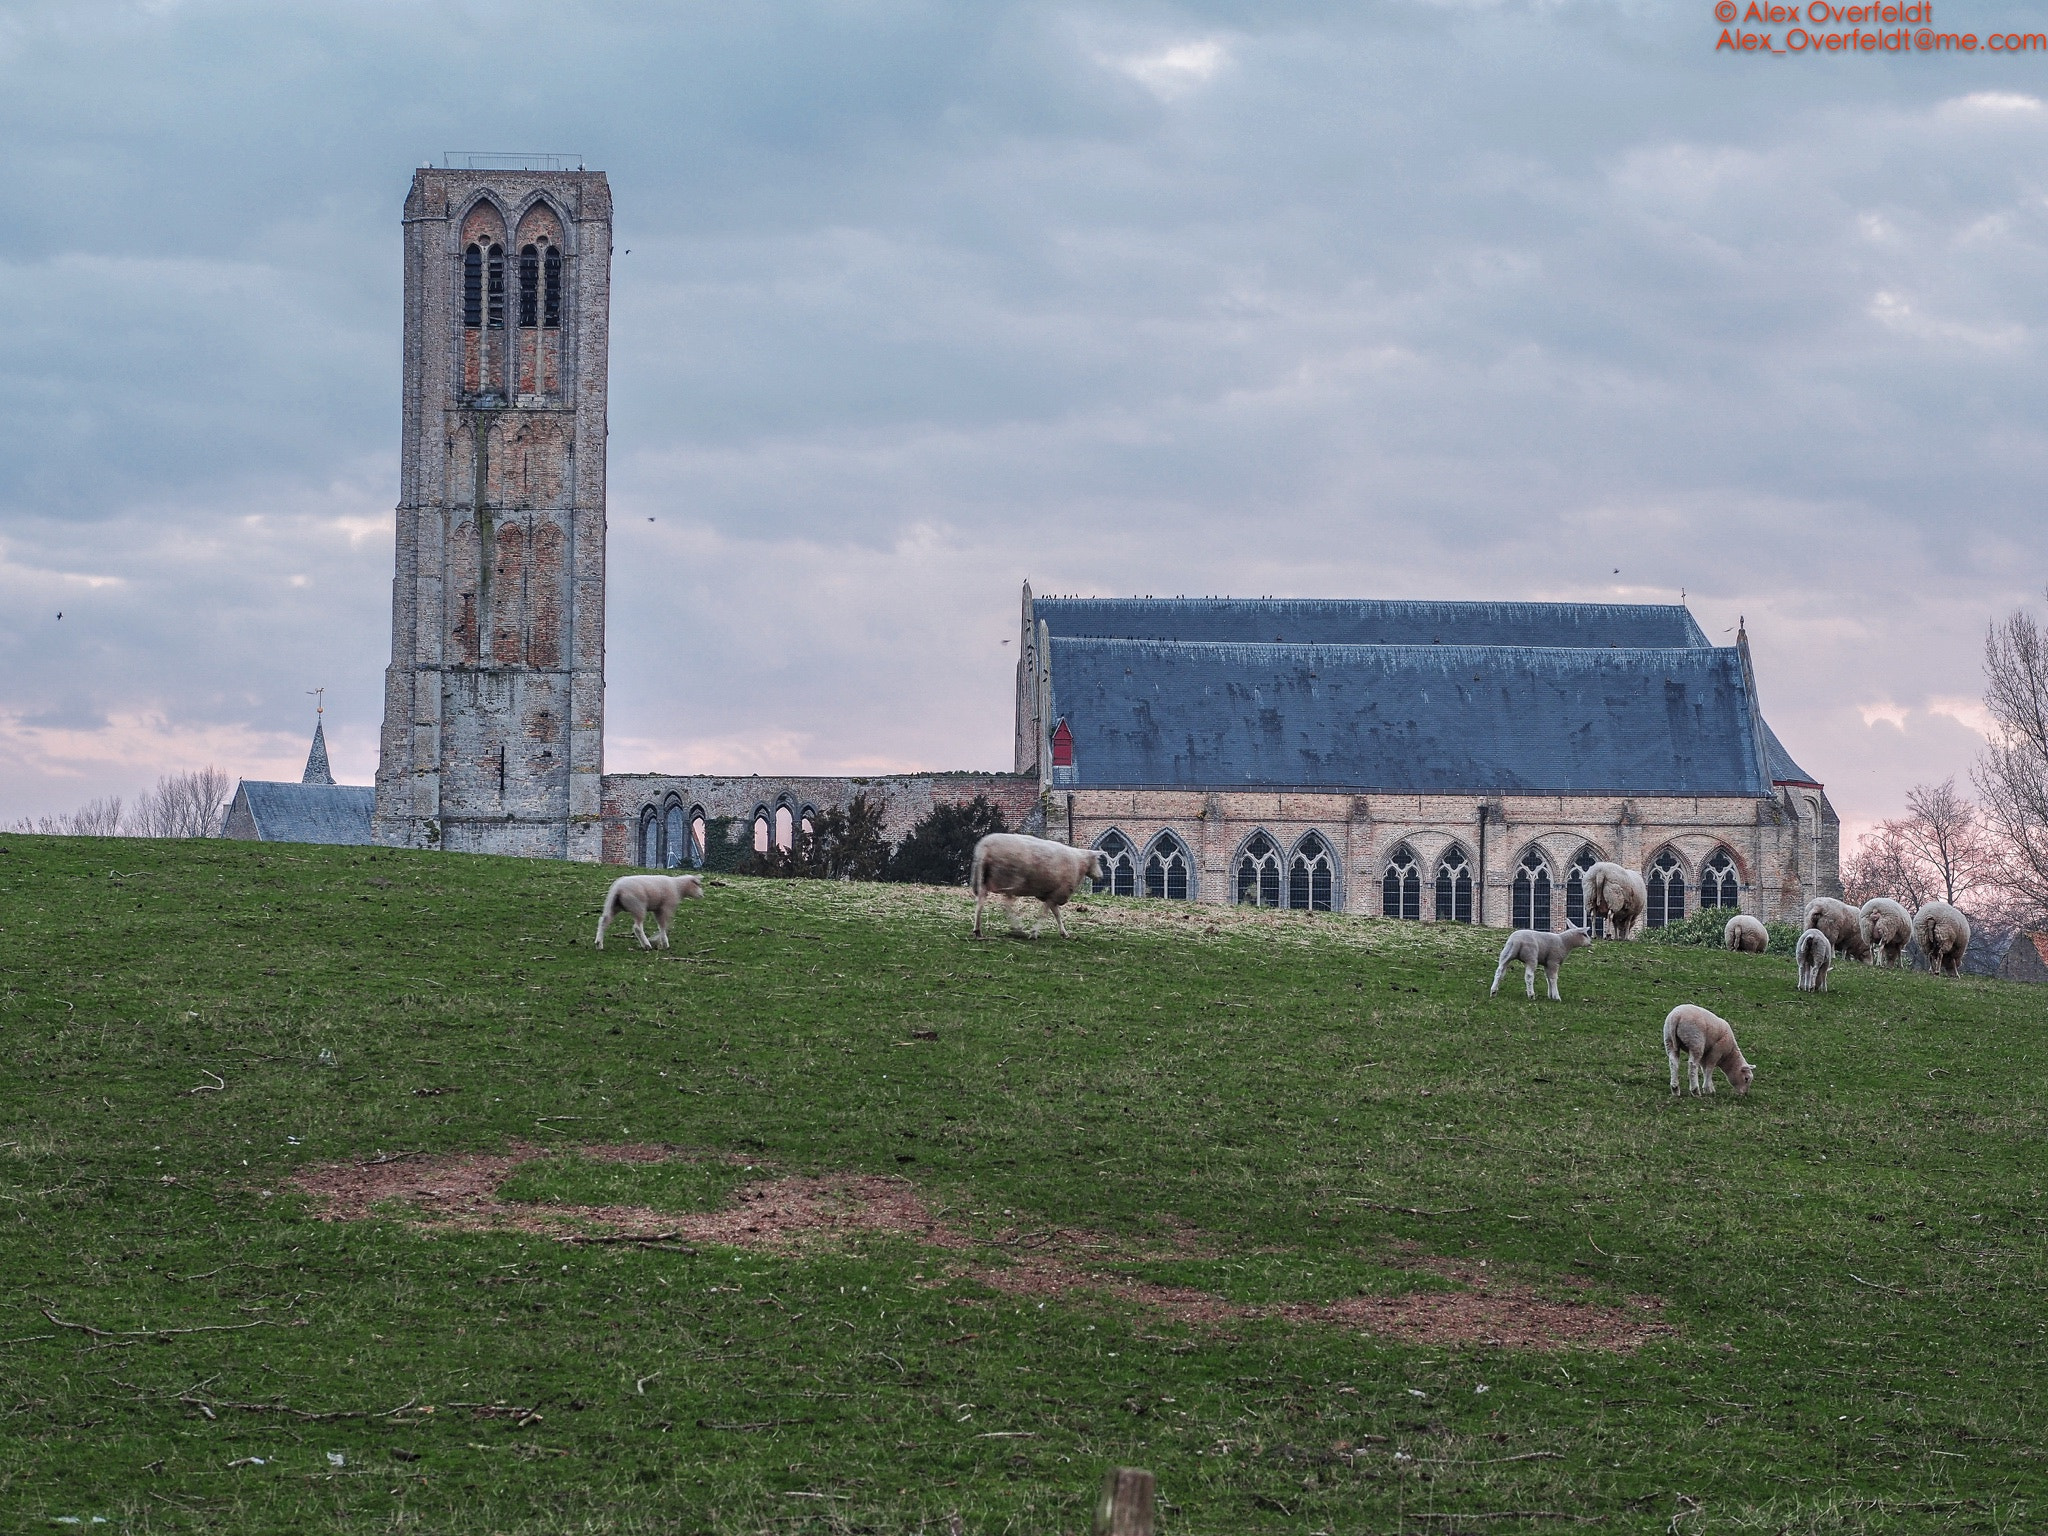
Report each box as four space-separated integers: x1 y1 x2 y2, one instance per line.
887 796 1008 887
1641 907 1802 954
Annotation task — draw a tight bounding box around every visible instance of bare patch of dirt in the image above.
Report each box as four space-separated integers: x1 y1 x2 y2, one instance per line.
287 1146 1668 1352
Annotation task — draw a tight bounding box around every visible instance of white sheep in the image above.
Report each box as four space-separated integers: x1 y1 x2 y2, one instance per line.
1490 925 1593 1000
1913 900 1972 976
1664 1004 1754 1096
1803 896 1872 964
595 873 704 950
1795 926 1833 992
970 833 1110 939
1860 897 1913 967
1583 861 1648 941
1723 914 1769 954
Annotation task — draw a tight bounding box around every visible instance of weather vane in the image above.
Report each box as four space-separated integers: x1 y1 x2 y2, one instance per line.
308 686 326 717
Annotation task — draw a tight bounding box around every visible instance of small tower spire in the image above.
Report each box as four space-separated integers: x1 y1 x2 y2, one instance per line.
302 690 335 786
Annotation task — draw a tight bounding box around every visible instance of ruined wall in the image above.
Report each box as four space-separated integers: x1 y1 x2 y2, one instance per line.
373 168 611 862
1050 786 1824 926
600 773 1043 867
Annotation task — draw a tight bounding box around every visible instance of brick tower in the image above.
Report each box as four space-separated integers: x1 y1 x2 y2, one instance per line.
373 167 611 860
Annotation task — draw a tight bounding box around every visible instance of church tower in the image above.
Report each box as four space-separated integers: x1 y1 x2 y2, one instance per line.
373 167 611 860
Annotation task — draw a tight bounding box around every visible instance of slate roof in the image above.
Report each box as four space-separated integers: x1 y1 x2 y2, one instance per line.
1047 638 1769 795
1035 597 1711 650
231 781 376 845
302 720 335 786
1760 719 1820 787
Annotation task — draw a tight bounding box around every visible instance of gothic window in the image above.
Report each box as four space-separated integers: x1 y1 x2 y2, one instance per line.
1565 846 1605 936
1382 844 1422 920
753 808 771 855
1235 831 1283 907
544 245 562 327
518 245 540 328
1646 847 1687 929
1512 849 1553 931
1143 832 1191 899
1289 832 1335 911
689 810 707 869
774 805 794 851
463 244 484 329
1435 846 1474 923
485 244 505 329
638 806 660 869
1700 847 1740 909
800 807 816 847
1093 830 1137 896
664 803 687 870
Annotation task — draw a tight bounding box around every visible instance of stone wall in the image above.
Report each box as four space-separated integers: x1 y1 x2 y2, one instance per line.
600 772 1043 867
1051 786 1830 925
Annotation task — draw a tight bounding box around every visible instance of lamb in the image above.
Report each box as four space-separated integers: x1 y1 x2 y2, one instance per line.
1583 861 1648 940
1803 896 1872 964
1663 1004 1754 1096
1723 913 1769 954
1490 925 1592 1000
970 833 1110 939
1912 900 1972 976
595 872 703 950
1795 926 1833 992
1860 897 1913 967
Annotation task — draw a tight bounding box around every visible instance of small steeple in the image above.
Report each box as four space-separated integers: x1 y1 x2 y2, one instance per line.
302 689 335 786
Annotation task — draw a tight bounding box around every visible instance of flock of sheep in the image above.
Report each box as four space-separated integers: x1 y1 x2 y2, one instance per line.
594 838 1968 1104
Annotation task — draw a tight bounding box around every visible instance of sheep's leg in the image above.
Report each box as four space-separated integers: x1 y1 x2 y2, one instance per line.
1668 1050 1683 1095
1489 955 1509 996
1051 900 1072 940
1546 961 1561 1001
1524 960 1537 999
973 891 987 938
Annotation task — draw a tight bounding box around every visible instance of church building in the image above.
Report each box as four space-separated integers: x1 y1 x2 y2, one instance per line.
1013 585 1839 926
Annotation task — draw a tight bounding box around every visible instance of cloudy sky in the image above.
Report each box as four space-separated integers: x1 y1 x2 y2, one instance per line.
5 0 2048 841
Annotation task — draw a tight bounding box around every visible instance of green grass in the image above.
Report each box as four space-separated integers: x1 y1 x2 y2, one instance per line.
0 834 2042 1534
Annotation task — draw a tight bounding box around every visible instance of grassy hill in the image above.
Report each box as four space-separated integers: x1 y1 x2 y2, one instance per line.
0 834 2042 1533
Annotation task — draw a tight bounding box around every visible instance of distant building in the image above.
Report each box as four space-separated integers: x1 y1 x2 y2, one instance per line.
223 717 374 846
1950 927 2048 984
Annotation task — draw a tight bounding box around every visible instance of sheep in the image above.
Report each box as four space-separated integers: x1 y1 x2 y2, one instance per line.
1795 926 1833 992
1490 925 1592 1000
1663 1004 1754 1096
1583 861 1648 940
1723 913 1769 954
1803 896 1872 964
1913 900 1972 976
1860 897 1913 967
970 833 1110 939
595 872 703 950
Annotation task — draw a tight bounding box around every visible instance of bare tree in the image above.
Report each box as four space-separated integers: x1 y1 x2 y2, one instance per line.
11 796 126 837
1840 778 1994 914
130 768 234 839
1976 588 2048 925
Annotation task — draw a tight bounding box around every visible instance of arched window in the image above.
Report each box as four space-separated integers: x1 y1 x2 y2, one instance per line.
518 244 540 328
753 808 771 855
1093 830 1137 895
1564 846 1605 936
1289 832 1335 911
1646 848 1687 929
1435 846 1474 923
638 806 660 869
1143 832 1191 899
1234 831 1283 906
1512 849 1553 931
664 803 686 870
1382 844 1422 920
544 245 562 328
485 244 505 330
463 244 484 329
800 807 816 847
774 805 794 851
689 810 707 869
1700 847 1739 909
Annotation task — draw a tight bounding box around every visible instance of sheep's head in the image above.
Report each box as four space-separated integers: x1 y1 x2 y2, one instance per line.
1086 851 1110 889
1730 1059 1754 1095
1562 925 1593 950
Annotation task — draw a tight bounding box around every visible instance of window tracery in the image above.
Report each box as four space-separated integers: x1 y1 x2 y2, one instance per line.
1143 832 1191 899
1289 832 1335 911
1095 830 1137 896
1512 849 1553 931
1700 847 1739 909
1381 844 1422 920
1647 847 1687 928
1235 831 1283 907
1435 846 1474 923
1565 846 1605 936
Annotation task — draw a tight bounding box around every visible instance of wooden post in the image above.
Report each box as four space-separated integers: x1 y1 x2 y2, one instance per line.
1094 1467 1155 1536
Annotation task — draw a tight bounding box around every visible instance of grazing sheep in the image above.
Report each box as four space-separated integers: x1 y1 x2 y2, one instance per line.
1913 900 1972 976
1664 1004 1754 1096
1724 914 1769 954
1803 896 1872 964
1490 926 1592 1000
970 833 1110 939
595 873 703 951
1584 861 1648 940
1860 898 1913 967
1796 927 1833 992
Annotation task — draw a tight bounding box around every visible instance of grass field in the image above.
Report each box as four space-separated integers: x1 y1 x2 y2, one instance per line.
0 834 2042 1534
